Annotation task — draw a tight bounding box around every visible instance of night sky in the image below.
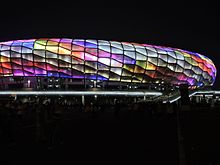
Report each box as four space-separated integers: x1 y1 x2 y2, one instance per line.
1 4 219 88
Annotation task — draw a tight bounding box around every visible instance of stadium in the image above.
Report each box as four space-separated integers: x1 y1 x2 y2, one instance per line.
1 6 220 165
0 38 216 91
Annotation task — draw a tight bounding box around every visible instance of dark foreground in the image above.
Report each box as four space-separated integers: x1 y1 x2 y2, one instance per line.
0 98 220 165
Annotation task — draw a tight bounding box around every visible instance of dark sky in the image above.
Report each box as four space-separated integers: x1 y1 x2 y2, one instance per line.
1 4 219 88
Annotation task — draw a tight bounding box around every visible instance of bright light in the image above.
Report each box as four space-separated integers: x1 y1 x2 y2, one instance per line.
0 90 162 96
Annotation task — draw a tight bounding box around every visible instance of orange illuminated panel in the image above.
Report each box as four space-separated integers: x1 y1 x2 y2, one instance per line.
0 56 10 62
59 42 72 50
72 52 84 60
2 63 12 69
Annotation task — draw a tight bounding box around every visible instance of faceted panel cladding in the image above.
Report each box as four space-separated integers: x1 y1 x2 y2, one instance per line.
0 38 217 87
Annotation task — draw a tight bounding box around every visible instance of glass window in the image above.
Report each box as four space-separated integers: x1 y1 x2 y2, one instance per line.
72 52 84 60
121 77 132 82
85 61 97 69
202 71 209 79
22 54 33 61
46 51 57 58
22 47 32 54
167 64 175 71
124 51 135 59
184 62 192 69
111 59 122 67
85 48 98 56
47 41 59 46
111 47 123 54
145 46 157 52
34 42 46 50
145 62 156 70
72 40 85 47
148 57 158 65
109 72 120 81
84 67 96 74
98 50 111 58
59 47 71 55
98 45 111 52
85 41 97 48
46 59 58 67
33 50 45 57
111 42 123 50
11 59 21 65
168 56 176 63
136 53 147 60
177 60 185 68
111 67 122 75
156 48 167 54
175 65 184 73
122 69 131 76
23 42 34 49
84 53 97 61
34 63 46 70
112 54 123 63
97 71 109 78
46 46 58 54
11 52 21 58
122 43 135 51
72 44 84 51
72 57 84 64
60 38 72 43
134 66 145 73
158 59 167 67
98 40 109 45
175 52 184 60
123 65 134 73
22 60 33 66
159 54 167 62
39 68 48 76
13 70 24 76
136 48 147 55
34 56 45 62
98 63 110 70
136 61 146 69
72 64 84 72
147 50 157 57
98 58 110 66
184 70 193 77
59 42 72 50
167 51 176 59
192 66 202 75
0 51 10 57
124 56 135 64
59 55 71 63
23 66 34 74
0 56 10 62
59 61 71 68
1 45 10 51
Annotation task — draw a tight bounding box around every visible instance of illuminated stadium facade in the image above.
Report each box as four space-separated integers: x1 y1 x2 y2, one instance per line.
0 38 216 90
